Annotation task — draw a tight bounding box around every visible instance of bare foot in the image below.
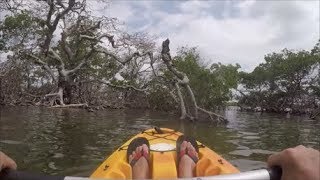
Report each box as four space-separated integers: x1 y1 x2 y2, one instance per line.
128 144 150 179
178 141 198 178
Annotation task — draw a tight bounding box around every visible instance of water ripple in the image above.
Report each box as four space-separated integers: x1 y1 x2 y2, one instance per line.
0 107 319 175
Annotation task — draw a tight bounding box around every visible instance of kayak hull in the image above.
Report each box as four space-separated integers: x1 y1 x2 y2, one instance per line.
90 128 239 179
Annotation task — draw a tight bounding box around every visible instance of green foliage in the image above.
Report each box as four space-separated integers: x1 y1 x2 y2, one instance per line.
3 12 33 30
148 83 177 111
0 11 44 50
239 42 319 112
172 47 240 108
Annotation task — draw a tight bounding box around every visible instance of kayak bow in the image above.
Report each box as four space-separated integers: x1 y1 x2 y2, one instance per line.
91 127 237 179
0 127 282 180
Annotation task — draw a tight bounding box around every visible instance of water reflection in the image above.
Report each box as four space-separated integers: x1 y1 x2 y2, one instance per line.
0 107 319 176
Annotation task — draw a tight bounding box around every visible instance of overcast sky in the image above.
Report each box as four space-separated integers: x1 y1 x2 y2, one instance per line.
90 0 319 71
1 1 319 71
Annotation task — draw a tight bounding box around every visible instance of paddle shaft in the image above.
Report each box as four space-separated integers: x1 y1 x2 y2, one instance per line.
0 167 282 180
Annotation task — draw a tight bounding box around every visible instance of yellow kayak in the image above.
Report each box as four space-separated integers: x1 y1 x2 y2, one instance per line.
90 128 239 179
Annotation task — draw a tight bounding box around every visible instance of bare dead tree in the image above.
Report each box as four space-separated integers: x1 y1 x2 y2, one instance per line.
160 39 227 123
41 0 78 53
27 3 154 107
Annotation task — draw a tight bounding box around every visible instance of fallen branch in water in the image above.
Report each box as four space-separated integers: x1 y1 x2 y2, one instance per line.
197 107 227 123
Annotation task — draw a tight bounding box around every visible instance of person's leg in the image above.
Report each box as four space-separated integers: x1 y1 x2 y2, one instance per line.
128 144 150 179
178 141 198 178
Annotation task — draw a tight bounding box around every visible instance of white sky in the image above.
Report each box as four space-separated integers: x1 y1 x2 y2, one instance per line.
89 0 320 72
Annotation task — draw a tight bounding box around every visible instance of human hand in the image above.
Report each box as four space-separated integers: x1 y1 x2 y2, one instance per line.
0 151 17 172
268 145 320 180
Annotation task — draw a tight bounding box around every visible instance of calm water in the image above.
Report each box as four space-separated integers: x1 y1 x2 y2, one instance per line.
0 107 319 176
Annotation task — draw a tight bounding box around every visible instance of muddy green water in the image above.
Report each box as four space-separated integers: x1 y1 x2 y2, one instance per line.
0 107 319 176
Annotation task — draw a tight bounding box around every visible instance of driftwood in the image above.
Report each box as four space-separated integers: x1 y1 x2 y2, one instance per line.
51 103 88 108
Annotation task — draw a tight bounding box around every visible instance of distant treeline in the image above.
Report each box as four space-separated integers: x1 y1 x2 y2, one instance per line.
238 44 319 116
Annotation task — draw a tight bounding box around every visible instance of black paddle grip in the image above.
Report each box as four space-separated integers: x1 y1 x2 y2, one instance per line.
0 169 64 180
268 166 282 180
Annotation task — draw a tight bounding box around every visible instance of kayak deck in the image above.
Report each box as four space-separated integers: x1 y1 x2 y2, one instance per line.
90 128 239 179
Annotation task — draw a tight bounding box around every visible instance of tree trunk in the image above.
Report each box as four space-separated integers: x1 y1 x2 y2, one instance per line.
57 87 64 105
0 76 3 105
175 83 186 119
57 71 73 105
185 84 198 119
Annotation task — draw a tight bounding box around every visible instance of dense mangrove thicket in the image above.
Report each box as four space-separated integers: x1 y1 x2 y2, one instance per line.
0 0 319 121
238 42 320 117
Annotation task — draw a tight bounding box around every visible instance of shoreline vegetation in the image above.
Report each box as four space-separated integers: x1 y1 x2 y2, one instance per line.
0 1 319 121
